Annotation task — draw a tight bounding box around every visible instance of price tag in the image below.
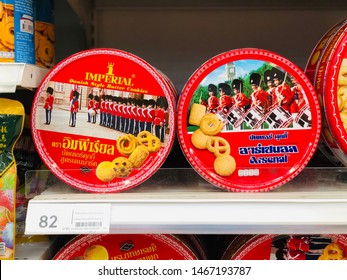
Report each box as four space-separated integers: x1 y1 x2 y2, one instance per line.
25 202 111 234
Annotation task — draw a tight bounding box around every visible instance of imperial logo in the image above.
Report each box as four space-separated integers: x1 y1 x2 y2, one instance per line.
85 62 134 86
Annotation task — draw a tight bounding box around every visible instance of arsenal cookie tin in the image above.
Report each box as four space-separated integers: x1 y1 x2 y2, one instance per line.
305 19 347 166
222 234 347 260
177 48 321 192
53 234 204 260
31 48 176 193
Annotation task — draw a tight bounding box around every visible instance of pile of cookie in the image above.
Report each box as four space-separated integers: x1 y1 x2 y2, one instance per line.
189 103 236 177
0 2 14 56
96 131 161 182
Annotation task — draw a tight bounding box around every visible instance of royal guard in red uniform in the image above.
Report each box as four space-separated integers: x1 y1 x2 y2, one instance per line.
133 99 141 136
139 99 147 133
119 98 126 132
145 99 156 133
217 83 234 114
207 84 218 113
44 86 54 125
92 95 100 124
264 69 277 108
291 78 307 111
69 90 79 127
154 97 166 142
232 79 249 111
99 94 106 126
250 73 269 113
129 98 137 135
87 91 94 123
273 68 298 114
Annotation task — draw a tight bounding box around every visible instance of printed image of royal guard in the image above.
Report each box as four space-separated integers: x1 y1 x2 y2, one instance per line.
232 79 249 111
133 99 142 136
92 95 100 124
291 77 307 111
154 97 167 142
99 94 106 126
207 83 219 113
119 98 126 132
123 98 131 133
87 91 94 123
264 69 277 108
113 96 120 131
106 95 113 128
145 99 156 133
69 90 79 127
273 68 298 114
217 83 234 114
139 99 147 133
43 86 54 125
273 235 332 260
249 73 269 113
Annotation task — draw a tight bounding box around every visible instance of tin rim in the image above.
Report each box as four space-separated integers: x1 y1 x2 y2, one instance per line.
31 48 176 193
53 234 198 260
177 48 321 192
322 28 347 154
228 234 347 260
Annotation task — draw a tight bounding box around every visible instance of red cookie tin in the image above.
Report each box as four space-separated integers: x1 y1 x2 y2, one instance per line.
222 234 347 260
53 234 204 260
31 48 176 193
305 19 347 165
177 48 321 192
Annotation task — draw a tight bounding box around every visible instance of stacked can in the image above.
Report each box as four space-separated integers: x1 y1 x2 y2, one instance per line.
31 48 177 193
305 18 347 166
222 234 347 260
53 234 206 260
177 48 321 192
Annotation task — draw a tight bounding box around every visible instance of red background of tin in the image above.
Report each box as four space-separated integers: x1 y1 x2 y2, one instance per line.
50 49 166 96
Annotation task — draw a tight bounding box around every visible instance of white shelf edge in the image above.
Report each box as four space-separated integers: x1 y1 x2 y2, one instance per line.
25 189 347 234
0 63 49 93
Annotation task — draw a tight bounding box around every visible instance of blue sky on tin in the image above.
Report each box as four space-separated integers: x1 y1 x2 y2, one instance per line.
200 59 265 86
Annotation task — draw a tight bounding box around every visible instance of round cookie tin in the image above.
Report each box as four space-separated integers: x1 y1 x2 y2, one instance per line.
177 48 321 192
222 234 347 260
53 234 202 260
31 48 176 193
305 19 347 165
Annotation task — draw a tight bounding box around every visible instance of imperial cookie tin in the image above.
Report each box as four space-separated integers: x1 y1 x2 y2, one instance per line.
222 234 347 260
31 48 176 193
177 48 321 192
305 19 347 165
53 234 203 260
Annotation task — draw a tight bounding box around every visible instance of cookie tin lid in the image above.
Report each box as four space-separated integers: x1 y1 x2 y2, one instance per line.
224 234 347 260
53 234 199 260
177 48 321 192
31 48 176 193
318 24 347 154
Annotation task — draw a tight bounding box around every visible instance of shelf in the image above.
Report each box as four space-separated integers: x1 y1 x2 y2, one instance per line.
24 167 347 235
0 63 49 93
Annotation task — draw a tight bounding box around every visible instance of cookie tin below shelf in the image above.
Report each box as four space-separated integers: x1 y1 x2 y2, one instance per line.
53 234 203 260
